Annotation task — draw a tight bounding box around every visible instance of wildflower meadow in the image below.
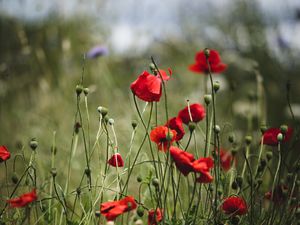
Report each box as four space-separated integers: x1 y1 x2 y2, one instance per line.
0 45 299 225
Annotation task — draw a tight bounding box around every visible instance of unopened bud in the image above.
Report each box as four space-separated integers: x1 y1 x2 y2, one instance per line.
204 48 210 58
245 136 252 145
76 85 83 96
95 210 101 218
149 63 156 72
230 216 240 225
74 122 81 134
108 118 114 125
235 176 243 188
204 94 212 105
29 138 38 151
85 168 91 177
188 122 196 132
51 168 57 177
260 124 267 134
277 133 283 142
83 88 89 95
213 81 220 92
137 176 142 183
214 125 221 134
280 125 288 134
228 134 235 143
76 187 81 195
132 120 138 129
166 130 174 141
137 206 144 217
266 152 273 161
151 178 159 187
231 181 238 190
11 173 19 184
97 106 108 117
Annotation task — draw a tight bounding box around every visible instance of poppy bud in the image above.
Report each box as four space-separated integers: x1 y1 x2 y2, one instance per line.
51 168 57 178
217 189 223 196
204 48 210 58
277 133 283 142
95 210 101 218
104 115 109 124
231 181 238 190
151 178 159 187
74 122 81 134
108 118 114 126
260 159 267 167
213 81 220 92
231 147 238 156
208 186 214 192
260 124 267 134
204 94 212 105
76 187 81 195
235 176 243 188
255 178 263 186
97 106 108 117
137 176 142 183
188 122 196 132
166 130 174 141
149 63 156 72
83 87 89 95
132 120 138 129
11 173 19 184
230 216 240 225
29 138 38 151
280 124 288 134
137 206 144 217
228 134 235 143
85 168 91 177
266 152 273 161
76 85 83 96
245 136 252 145
214 125 221 134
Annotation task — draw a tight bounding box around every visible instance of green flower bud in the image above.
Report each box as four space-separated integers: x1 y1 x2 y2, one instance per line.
217 189 223 196
137 176 142 183
11 173 19 184
132 120 138 129
137 206 144 217
255 178 263 186
51 168 57 178
231 181 238 190
228 134 235 143
213 81 220 92
260 124 267 134
214 125 221 134
74 122 81 134
204 48 210 58
266 152 273 161
280 124 288 134
204 94 212 105
76 187 81 195
75 85 83 96
245 136 252 145
260 159 267 167
85 168 91 177
151 178 159 187
29 138 38 151
166 130 174 141
231 147 238 156
230 216 240 225
277 133 283 142
149 63 156 72
83 88 89 95
95 210 101 218
108 118 114 125
97 106 108 117
188 122 196 132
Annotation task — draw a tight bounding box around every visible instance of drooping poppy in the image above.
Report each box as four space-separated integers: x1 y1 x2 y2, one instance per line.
100 196 137 221
7 189 37 208
0 146 10 162
178 103 206 125
148 208 163 225
130 69 171 102
150 126 177 152
192 157 214 183
221 196 247 216
189 49 227 74
165 117 185 141
262 127 293 146
170 146 195 176
108 153 124 167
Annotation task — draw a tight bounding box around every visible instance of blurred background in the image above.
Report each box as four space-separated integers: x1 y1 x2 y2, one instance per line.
1 0 300 172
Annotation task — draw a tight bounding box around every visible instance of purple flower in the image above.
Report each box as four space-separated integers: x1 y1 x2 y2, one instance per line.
86 45 108 59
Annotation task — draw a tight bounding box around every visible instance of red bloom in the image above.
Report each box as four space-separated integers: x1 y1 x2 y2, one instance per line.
130 69 171 102
0 146 10 162
189 49 227 74
165 117 185 141
221 196 247 216
262 127 293 146
265 185 288 204
148 208 163 225
100 196 137 221
7 189 37 208
150 126 177 152
108 153 124 167
178 103 206 125
219 149 234 172
170 146 195 176
193 157 214 183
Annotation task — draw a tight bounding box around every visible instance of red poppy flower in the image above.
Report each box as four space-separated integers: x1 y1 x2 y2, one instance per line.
150 126 177 152
178 103 206 125
100 196 137 221
165 117 185 141
219 149 234 172
130 69 171 102
108 153 124 167
0 146 10 162
192 157 214 183
262 127 293 146
148 208 163 225
265 185 288 204
170 146 195 176
189 49 227 74
221 196 247 216
7 189 37 208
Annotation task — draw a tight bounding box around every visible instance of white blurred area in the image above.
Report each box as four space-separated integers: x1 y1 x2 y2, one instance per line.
1 0 300 54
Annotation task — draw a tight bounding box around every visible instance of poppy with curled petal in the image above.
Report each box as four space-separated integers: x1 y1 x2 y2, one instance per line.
165 117 185 141
170 146 195 176
178 103 206 125
108 153 124 167
100 196 137 221
0 146 10 162
221 196 247 216
189 49 227 74
130 69 171 102
148 208 163 225
262 127 293 146
7 189 37 208
150 126 177 152
193 157 214 183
